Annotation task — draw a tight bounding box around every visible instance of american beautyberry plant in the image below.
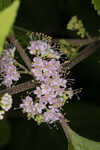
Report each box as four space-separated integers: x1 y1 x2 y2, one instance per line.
0 35 74 124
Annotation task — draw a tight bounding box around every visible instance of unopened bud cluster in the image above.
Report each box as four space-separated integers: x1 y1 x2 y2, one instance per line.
0 93 13 119
67 16 86 38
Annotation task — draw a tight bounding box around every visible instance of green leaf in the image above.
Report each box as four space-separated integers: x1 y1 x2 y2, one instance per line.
92 0 100 16
68 127 100 150
0 0 12 11
68 140 74 150
0 0 20 56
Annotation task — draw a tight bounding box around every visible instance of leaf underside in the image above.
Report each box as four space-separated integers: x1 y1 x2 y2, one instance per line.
68 127 100 150
0 0 20 56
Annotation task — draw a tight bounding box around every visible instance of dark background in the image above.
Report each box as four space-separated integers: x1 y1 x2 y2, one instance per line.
0 0 100 150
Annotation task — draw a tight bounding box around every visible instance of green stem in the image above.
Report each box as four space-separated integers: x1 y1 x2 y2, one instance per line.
14 25 31 33
15 61 32 75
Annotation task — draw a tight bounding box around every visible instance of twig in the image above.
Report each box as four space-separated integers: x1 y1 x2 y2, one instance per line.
9 34 32 71
67 40 100 69
0 80 35 97
58 37 99 46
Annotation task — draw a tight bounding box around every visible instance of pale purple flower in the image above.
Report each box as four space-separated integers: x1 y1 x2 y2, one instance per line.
20 96 33 113
39 96 48 105
34 87 42 98
31 57 44 80
33 102 46 114
31 57 61 82
28 40 50 55
28 40 60 59
2 75 13 87
42 108 62 124
0 48 20 87
2 65 20 87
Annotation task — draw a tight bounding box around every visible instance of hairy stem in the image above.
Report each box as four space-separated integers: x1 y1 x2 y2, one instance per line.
58 37 99 46
0 80 35 97
9 34 32 71
67 40 100 69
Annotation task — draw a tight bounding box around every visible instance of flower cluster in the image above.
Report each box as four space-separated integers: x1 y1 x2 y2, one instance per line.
28 40 60 59
0 48 20 87
20 40 74 124
0 93 13 120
